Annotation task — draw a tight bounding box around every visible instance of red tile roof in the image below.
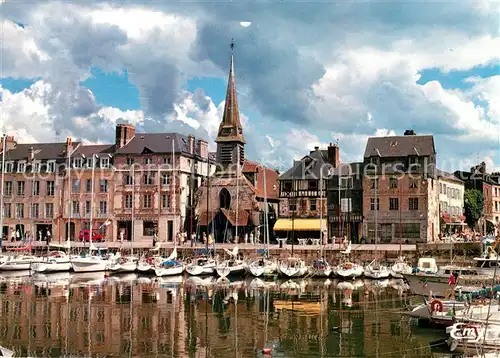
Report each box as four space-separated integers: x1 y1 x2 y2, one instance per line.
243 159 279 200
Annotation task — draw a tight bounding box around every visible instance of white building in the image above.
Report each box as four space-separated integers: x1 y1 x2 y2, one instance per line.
437 169 465 232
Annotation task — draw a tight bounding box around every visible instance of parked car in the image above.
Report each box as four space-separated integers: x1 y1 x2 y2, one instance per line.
78 230 105 242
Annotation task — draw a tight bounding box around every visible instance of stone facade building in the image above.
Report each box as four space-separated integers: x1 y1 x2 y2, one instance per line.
0 135 78 241
194 49 279 243
0 126 214 243
362 130 440 243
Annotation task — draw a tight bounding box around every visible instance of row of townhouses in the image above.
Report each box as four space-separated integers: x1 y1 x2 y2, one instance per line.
276 130 500 244
0 125 217 243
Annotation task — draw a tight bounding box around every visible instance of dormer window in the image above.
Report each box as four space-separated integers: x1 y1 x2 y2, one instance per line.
47 161 56 173
409 156 418 165
73 158 82 168
32 161 41 173
86 158 94 168
17 161 26 173
144 157 152 165
4 162 13 173
100 157 110 168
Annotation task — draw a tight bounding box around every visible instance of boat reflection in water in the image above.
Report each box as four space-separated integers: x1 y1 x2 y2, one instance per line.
0 273 435 357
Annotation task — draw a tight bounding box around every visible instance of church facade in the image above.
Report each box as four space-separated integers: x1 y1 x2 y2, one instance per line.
194 48 279 243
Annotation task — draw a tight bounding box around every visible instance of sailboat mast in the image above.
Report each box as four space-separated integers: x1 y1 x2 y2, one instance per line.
374 171 378 256
0 134 6 252
399 179 402 257
319 167 323 255
206 150 210 249
90 154 95 246
291 160 295 256
172 138 176 242
131 164 135 244
263 165 269 252
67 142 72 241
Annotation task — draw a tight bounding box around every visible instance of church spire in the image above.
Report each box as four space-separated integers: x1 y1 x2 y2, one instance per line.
216 38 245 145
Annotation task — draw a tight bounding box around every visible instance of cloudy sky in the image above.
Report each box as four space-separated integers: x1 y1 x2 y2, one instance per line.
0 1 499 173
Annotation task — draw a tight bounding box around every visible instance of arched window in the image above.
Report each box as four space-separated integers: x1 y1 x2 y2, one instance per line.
219 188 231 210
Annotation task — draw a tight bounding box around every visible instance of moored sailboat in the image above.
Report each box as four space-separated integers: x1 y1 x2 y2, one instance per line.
216 247 246 278
155 247 185 276
186 256 216 276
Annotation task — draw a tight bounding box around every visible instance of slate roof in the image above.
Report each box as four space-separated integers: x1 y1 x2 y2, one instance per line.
279 149 332 180
436 168 463 183
73 144 116 157
330 162 364 176
364 135 435 158
3 142 81 162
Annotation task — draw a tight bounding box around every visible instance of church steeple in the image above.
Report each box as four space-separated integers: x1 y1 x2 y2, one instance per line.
216 39 245 168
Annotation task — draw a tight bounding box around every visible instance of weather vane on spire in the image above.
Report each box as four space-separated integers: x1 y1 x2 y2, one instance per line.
230 38 235 54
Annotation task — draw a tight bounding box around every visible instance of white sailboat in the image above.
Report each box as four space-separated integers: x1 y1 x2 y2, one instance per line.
31 248 71 273
109 239 138 273
390 256 413 278
0 254 38 271
247 167 277 277
155 247 185 276
71 243 110 272
186 256 216 276
216 246 246 277
335 244 364 279
278 257 308 278
363 180 389 279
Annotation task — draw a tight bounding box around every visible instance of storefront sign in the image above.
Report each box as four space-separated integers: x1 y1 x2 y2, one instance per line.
328 214 363 222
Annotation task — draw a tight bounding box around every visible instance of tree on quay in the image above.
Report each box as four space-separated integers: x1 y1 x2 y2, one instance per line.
464 188 484 228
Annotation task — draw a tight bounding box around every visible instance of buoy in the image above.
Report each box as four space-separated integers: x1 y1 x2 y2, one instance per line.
262 348 272 355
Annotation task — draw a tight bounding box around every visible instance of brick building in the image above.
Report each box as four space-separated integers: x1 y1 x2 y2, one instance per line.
362 130 439 243
194 48 279 243
276 144 339 242
112 124 215 242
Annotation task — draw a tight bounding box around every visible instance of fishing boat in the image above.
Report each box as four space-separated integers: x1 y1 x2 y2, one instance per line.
216 247 246 278
31 250 71 273
186 256 217 276
278 257 308 278
403 258 489 297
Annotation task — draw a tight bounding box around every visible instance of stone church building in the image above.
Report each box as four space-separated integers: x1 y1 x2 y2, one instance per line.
194 49 279 243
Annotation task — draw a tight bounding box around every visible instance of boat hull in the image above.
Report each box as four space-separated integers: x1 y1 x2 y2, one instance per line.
186 264 215 276
216 265 245 278
31 261 72 273
109 262 137 273
403 273 452 297
247 260 277 277
137 263 152 273
71 259 109 273
155 265 184 277
0 262 32 271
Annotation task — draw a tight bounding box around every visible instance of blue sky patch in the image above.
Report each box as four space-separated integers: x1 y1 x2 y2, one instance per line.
187 77 227 105
418 63 499 89
80 67 141 110
0 77 38 93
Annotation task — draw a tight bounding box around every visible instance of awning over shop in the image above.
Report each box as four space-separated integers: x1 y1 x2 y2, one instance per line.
273 218 327 232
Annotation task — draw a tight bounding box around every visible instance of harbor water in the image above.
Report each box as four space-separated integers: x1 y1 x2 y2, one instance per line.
0 272 445 357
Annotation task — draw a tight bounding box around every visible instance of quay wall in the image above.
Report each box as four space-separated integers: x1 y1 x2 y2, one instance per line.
2 241 483 266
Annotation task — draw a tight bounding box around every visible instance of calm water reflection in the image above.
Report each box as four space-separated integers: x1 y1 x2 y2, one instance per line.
0 272 440 357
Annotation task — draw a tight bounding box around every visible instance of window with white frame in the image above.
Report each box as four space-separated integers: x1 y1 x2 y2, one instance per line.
73 158 82 168
143 194 152 208
2 203 11 218
72 201 80 215
33 161 41 173
162 173 170 185
100 179 108 192
86 157 94 168
32 181 40 196
100 157 110 168
161 194 169 208
125 194 133 209
17 161 26 173
5 162 13 172
47 161 56 172
4 181 12 196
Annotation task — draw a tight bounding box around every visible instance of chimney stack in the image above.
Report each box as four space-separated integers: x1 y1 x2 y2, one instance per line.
327 142 340 168
404 129 416 136
198 139 208 159
188 134 195 154
115 124 136 148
